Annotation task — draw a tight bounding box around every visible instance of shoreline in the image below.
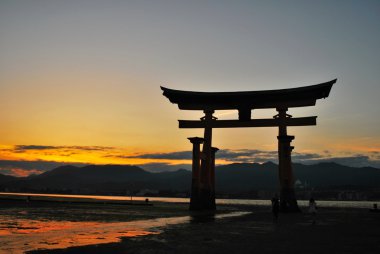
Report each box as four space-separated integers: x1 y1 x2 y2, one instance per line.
1 195 379 253
0 196 153 206
1 192 378 209
26 205 380 254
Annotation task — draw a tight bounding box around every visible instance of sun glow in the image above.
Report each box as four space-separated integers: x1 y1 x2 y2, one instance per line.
0 145 193 168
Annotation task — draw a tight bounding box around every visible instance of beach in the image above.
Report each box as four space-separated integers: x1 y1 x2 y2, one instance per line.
28 205 380 254
1 195 379 254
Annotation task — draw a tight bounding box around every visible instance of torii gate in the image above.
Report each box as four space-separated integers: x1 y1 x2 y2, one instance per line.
161 79 336 212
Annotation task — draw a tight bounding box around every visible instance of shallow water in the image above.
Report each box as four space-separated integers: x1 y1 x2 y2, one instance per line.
0 197 250 253
0 192 378 209
0 192 378 253
0 213 249 253
0 215 169 253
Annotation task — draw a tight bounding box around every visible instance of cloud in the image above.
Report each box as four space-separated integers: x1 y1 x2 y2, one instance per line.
119 149 380 169
122 149 278 162
292 153 323 161
120 151 193 160
1 168 45 177
2 145 117 158
69 146 115 151
15 145 57 150
14 145 114 152
299 155 380 168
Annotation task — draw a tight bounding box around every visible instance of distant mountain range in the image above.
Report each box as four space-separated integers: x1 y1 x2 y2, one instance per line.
216 162 380 192
0 162 379 194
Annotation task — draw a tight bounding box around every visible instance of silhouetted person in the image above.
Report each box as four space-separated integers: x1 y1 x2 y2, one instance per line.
271 195 280 222
309 198 317 225
370 203 379 213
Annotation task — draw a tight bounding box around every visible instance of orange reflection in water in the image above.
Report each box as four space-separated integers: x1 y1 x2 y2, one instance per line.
0 218 89 235
0 216 164 253
0 201 249 254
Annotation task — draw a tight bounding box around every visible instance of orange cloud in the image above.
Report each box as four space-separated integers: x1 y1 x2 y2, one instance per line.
4 168 45 177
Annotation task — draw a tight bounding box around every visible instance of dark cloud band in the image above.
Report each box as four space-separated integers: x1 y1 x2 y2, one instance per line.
13 145 114 152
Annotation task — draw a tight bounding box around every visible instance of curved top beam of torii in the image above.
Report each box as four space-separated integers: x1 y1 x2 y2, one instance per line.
161 79 336 111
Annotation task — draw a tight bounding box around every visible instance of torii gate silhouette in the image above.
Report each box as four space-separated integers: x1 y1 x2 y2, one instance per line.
161 79 336 212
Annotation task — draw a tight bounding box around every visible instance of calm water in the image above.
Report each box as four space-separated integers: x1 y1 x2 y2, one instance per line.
0 192 378 209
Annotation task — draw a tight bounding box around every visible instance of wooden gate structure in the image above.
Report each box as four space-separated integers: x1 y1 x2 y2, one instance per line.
161 79 336 212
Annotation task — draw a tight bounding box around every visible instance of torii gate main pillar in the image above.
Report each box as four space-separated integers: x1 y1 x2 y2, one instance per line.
276 108 300 212
198 110 217 210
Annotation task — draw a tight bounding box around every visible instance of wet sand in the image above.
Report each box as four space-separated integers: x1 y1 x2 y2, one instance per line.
26 204 380 254
0 198 236 253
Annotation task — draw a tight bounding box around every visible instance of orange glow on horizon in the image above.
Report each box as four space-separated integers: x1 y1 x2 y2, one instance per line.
1 142 379 177
0 144 195 167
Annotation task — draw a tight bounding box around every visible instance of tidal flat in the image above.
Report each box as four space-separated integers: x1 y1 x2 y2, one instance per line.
0 198 237 253
1 198 380 254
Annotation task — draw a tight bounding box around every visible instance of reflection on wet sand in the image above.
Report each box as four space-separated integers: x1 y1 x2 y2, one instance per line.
190 211 251 224
0 216 178 253
0 209 250 253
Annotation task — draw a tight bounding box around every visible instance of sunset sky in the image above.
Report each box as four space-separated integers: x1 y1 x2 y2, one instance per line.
1 0 380 176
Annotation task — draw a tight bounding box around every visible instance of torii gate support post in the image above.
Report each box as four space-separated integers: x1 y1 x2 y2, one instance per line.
276 108 300 212
199 110 216 210
188 137 204 211
210 147 219 210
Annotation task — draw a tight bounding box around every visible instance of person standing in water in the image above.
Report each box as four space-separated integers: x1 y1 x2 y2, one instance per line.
309 198 317 225
271 195 280 222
